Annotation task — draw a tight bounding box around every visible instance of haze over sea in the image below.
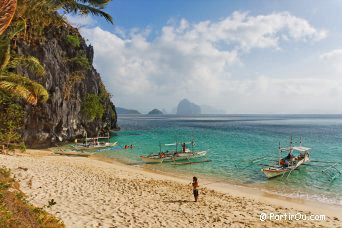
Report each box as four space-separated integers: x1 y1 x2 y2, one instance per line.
100 114 342 206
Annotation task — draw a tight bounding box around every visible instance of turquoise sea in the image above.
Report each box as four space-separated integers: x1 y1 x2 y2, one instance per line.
99 114 342 206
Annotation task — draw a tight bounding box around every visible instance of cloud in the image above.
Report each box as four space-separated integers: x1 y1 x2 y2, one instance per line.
320 49 342 72
65 14 96 28
80 11 334 113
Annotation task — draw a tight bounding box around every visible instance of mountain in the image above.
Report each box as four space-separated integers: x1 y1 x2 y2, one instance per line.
176 99 201 115
116 107 141 114
148 109 163 115
16 26 118 148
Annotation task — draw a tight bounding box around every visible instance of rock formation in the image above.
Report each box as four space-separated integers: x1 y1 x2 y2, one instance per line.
116 107 141 114
176 99 201 115
15 25 118 148
148 109 163 115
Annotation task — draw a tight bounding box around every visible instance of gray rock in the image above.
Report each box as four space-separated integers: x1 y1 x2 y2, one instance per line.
15 25 118 148
176 99 201 115
148 109 163 115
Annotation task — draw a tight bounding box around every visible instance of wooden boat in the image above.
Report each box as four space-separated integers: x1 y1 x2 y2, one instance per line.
73 132 117 150
261 138 311 178
140 140 207 164
163 150 207 162
54 149 92 157
254 137 341 181
140 155 164 164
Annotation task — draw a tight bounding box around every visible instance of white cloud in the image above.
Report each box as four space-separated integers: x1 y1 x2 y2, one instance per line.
65 14 96 28
320 49 342 72
80 11 335 113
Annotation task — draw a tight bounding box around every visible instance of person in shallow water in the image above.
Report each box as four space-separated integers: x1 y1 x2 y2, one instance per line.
182 143 186 152
192 176 199 202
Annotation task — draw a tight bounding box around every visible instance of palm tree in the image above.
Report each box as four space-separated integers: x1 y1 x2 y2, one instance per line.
59 0 113 23
0 55 49 106
1 0 112 38
0 13 48 106
0 0 17 35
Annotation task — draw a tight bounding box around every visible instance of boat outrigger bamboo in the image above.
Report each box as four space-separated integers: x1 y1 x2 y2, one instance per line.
260 137 342 180
140 140 208 164
73 132 117 150
261 138 310 178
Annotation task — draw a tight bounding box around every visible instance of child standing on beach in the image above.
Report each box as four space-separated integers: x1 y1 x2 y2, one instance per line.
192 176 199 202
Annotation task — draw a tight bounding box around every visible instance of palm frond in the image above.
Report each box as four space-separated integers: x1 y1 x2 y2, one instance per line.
0 73 49 105
0 80 38 105
0 0 17 36
5 17 26 39
64 2 113 23
77 0 111 7
9 56 46 77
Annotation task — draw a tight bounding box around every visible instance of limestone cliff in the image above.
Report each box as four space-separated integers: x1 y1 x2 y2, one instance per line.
176 99 201 115
15 25 118 148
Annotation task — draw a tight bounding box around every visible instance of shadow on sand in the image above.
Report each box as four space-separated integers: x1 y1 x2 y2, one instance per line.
163 200 194 204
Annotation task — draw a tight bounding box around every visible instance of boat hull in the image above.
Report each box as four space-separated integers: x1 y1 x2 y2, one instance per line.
163 151 207 162
262 156 308 178
140 156 164 164
261 168 290 178
74 142 117 150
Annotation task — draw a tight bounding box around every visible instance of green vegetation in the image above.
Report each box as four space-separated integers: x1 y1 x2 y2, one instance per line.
0 167 64 227
82 93 105 121
0 91 26 153
99 82 111 101
0 54 49 106
66 34 81 48
69 53 91 70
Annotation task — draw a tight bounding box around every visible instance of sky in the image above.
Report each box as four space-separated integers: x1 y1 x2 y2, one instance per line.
67 0 342 114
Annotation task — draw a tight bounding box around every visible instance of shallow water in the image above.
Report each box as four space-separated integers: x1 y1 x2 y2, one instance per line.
98 114 342 206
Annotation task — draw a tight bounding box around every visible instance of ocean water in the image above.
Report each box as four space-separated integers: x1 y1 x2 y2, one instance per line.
99 114 342 206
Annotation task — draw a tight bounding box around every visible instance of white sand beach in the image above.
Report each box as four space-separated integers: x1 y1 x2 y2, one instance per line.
0 150 341 227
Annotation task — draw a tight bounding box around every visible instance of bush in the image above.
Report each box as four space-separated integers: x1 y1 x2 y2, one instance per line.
82 94 105 121
0 167 64 227
66 35 81 48
69 54 91 70
0 92 26 151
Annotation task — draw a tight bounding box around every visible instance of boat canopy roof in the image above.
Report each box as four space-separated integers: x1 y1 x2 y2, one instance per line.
292 146 311 152
164 143 177 146
163 142 193 146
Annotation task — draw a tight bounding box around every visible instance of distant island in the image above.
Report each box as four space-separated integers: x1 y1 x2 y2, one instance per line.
148 109 163 115
116 107 141 114
176 99 201 115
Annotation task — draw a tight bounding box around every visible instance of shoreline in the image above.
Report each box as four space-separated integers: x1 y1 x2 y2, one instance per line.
90 154 342 219
0 149 341 227
93 150 342 211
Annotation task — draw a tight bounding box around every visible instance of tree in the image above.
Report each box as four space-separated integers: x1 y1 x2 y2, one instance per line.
0 53 49 106
0 90 26 153
59 0 113 23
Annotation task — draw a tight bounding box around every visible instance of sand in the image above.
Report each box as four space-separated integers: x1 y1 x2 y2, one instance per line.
0 150 341 228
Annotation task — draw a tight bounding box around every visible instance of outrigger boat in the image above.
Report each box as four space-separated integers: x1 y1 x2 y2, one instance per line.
73 132 117 150
261 137 311 178
261 147 310 178
258 137 342 180
140 141 207 164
